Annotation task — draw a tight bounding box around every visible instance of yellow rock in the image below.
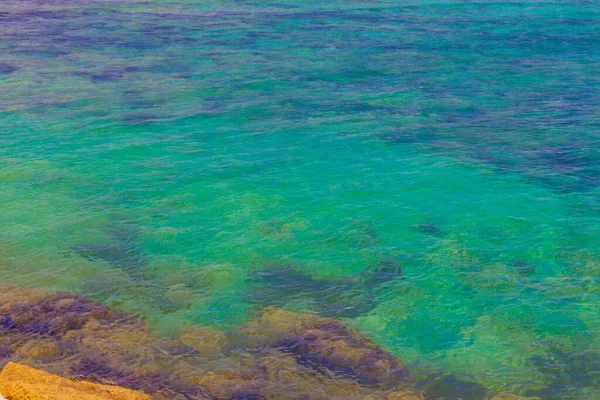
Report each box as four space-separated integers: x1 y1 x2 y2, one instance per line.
0 362 150 400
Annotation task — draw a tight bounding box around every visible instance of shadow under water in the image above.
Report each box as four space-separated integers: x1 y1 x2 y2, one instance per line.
247 259 403 319
68 223 189 314
69 222 147 280
527 347 600 400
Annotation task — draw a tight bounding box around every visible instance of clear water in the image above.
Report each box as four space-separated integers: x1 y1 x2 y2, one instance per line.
1 0 600 398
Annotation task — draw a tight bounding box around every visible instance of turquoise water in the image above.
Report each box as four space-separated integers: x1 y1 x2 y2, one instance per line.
1 0 600 397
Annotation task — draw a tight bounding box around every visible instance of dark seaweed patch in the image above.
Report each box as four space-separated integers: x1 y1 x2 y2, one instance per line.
70 223 147 279
247 267 369 318
417 223 444 237
118 37 161 51
269 319 408 387
56 35 119 49
0 345 13 359
535 143 594 173
70 355 117 380
229 391 266 400
123 113 163 124
248 259 403 319
89 65 140 82
7 10 72 22
527 349 600 399
164 344 201 357
0 292 131 337
90 71 124 82
177 385 214 400
513 260 536 277
294 350 357 380
122 90 167 108
70 223 186 314
417 373 488 400
362 258 403 286
0 63 18 74
13 47 70 57
71 243 146 275
0 317 15 330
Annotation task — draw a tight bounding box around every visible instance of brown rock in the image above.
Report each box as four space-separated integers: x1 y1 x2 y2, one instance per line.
243 309 409 387
0 362 150 400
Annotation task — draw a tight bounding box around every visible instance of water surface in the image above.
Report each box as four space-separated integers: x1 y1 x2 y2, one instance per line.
1 0 600 398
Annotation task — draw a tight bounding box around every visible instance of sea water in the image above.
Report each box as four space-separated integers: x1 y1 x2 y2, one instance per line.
1 0 600 398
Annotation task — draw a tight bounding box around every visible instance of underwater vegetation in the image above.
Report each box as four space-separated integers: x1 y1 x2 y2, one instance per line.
416 374 488 400
69 222 147 280
0 63 18 74
68 221 194 314
526 347 600 399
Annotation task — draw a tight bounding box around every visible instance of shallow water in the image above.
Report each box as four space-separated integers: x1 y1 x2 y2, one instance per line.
1 0 600 398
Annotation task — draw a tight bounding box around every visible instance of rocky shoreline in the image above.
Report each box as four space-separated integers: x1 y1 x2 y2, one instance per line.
0 285 534 400
0 362 149 400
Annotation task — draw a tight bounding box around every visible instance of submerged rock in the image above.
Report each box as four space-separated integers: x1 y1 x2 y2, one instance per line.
0 285 506 400
0 291 133 337
0 286 414 399
240 309 409 387
0 362 150 400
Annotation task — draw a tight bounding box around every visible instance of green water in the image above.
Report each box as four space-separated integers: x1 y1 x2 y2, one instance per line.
1 0 600 398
